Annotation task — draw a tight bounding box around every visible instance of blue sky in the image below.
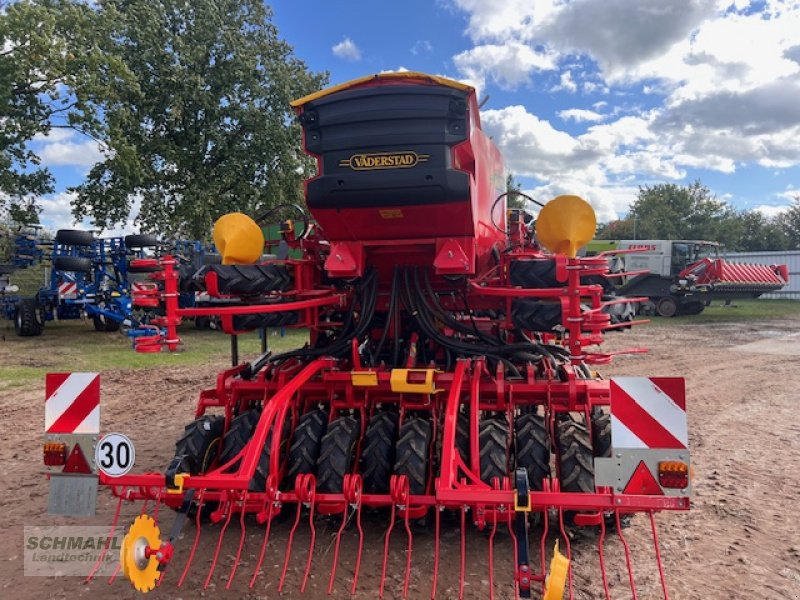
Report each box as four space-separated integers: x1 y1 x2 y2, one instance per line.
34 0 800 232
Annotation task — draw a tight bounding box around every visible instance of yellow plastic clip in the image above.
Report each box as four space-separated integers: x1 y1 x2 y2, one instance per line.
351 371 378 387
513 492 531 512
543 541 570 600
166 473 188 495
389 368 441 394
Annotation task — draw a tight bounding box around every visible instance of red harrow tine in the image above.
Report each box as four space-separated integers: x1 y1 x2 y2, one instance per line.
379 475 412 599
225 491 249 589
204 496 234 589
86 495 123 584
557 508 575 600
459 504 467 600
597 514 612 600
649 510 671 600
249 500 275 588
487 503 498 600
327 474 364 595
616 510 639 599
279 473 317 593
431 505 441 600
177 490 206 587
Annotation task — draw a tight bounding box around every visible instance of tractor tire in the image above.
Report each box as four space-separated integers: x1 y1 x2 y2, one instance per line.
285 409 328 483
198 264 292 295
394 417 432 496
232 310 299 331
172 415 225 475
124 234 159 248
514 412 551 491
455 410 470 464
479 418 509 486
361 410 398 494
512 299 562 332
55 229 94 246
252 416 291 493
679 301 705 316
217 409 261 471
556 414 595 493
14 299 43 336
509 259 559 288
316 415 360 493
655 296 678 318
591 409 612 459
93 314 120 332
53 256 92 273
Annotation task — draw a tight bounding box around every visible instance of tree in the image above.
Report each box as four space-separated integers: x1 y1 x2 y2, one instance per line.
0 0 126 224
782 195 800 249
71 0 327 238
736 210 790 251
505 173 526 209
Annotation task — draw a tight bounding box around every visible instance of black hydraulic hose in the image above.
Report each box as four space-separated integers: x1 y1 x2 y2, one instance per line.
373 267 399 366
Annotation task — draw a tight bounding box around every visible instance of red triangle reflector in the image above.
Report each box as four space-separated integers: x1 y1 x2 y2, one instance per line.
622 461 663 495
63 444 92 474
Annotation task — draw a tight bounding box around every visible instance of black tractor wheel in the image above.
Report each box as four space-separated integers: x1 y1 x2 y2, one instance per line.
515 412 551 490
285 408 328 483
509 259 559 288
198 264 293 294
316 415 360 493
169 414 225 518
93 314 120 332
393 417 432 495
124 234 159 248
55 229 94 246
455 410 471 464
479 418 510 486
361 410 398 494
14 299 43 336
679 301 705 316
655 296 678 318
556 414 595 494
590 408 612 458
216 409 261 471
53 256 92 273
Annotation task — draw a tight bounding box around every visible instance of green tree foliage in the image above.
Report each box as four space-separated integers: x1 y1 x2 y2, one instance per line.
0 0 125 224
505 173 526 209
783 195 800 249
737 210 790 251
70 0 326 238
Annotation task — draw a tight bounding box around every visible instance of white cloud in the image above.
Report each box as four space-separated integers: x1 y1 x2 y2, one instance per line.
38 191 140 236
753 204 791 218
332 37 362 61
453 42 557 91
557 108 605 123
34 130 106 168
449 0 559 42
411 40 433 55
551 70 577 93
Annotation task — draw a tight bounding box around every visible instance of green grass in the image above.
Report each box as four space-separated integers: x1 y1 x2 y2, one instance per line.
0 320 308 389
648 298 800 326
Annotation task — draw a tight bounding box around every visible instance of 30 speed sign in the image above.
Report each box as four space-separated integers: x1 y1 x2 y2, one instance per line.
95 433 135 477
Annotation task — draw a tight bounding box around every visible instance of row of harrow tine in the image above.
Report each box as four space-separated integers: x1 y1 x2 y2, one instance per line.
87 479 673 600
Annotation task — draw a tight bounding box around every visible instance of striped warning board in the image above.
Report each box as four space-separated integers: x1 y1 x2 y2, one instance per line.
58 282 78 299
45 373 100 434
610 377 687 450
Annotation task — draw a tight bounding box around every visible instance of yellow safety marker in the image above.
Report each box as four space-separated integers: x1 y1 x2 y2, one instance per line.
543 540 570 600
212 212 265 264
120 514 162 593
536 195 597 258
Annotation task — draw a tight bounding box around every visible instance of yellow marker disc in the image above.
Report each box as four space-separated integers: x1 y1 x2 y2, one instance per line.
536 195 597 258
120 514 162 593
212 212 265 265
543 540 570 600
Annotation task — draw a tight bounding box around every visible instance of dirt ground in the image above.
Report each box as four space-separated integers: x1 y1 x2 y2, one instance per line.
2 317 799 599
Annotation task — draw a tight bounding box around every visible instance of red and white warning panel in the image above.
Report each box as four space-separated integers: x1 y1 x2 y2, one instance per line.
45 372 100 434
609 377 687 450
57 282 78 299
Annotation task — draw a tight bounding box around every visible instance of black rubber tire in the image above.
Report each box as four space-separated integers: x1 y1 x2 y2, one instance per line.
93 314 120 332
455 410 470 465
55 229 94 246
125 234 159 248
232 310 299 331
14 299 43 336
53 256 92 273
556 414 595 493
509 259 559 288
515 412 551 491
286 409 328 483
512 299 562 331
394 417 432 496
655 296 678 318
252 416 291 493
316 415 360 493
204 254 222 265
679 301 705 316
170 414 225 518
198 264 293 294
172 415 225 475
217 409 261 471
361 411 398 494
591 409 612 459
479 418 509 486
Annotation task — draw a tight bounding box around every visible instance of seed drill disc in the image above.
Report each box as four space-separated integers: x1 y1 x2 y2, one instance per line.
120 514 162 593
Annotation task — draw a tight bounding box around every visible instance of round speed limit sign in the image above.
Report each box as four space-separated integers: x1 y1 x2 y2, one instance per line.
95 433 136 477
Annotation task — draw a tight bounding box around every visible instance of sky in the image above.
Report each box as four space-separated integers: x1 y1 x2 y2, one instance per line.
33 0 800 233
